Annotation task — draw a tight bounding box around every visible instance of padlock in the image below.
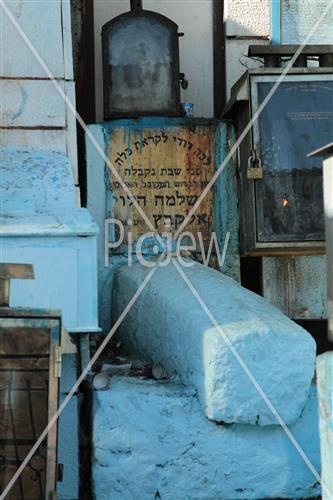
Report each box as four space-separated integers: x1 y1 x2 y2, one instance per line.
247 152 264 179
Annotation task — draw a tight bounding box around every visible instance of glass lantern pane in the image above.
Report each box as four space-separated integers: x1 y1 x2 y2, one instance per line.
255 79 333 242
106 16 174 114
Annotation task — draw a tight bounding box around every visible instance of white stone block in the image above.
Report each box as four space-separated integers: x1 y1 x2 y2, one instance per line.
1 129 67 154
93 377 320 500
1 80 66 128
113 261 316 425
2 0 65 78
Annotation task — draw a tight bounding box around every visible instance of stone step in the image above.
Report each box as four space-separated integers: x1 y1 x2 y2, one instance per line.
93 377 320 500
112 260 316 426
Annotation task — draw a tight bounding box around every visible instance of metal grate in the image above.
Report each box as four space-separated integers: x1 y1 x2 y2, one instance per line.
0 319 60 499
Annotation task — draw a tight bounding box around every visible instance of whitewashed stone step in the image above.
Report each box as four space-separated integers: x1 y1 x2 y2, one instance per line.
93 377 320 500
113 260 316 425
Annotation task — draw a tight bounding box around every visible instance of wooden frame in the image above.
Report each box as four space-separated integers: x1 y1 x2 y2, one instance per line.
213 0 226 118
0 312 61 498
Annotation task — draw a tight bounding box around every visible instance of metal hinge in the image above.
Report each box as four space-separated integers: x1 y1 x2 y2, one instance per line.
54 345 62 378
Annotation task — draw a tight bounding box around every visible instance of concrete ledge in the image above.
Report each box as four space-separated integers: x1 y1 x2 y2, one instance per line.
93 377 320 500
113 261 316 425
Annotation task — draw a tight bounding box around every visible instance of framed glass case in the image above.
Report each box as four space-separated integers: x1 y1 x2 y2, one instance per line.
233 69 333 255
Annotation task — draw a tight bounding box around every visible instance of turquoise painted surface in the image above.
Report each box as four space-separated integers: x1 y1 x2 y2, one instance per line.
214 122 240 282
271 0 281 45
98 116 215 132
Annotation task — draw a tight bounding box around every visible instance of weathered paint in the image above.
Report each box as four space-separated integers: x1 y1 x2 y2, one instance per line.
112 260 316 426
64 81 79 184
86 123 113 332
86 118 240 332
1 3 87 498
0 149 75 215
93 378 320 500
0 147 96 497
214 123 240 281
316 353 333 500
262 256 327 319
0 149 99 333
107 124 214 244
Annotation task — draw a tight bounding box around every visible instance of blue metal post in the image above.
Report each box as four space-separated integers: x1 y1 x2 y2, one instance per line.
271 0 281 45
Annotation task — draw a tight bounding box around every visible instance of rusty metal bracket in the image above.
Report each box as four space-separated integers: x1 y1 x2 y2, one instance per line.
0 263 34 307
54 345 62 378
179 72 189 90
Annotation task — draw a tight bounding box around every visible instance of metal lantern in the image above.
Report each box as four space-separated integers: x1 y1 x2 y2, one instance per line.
102 0 186 119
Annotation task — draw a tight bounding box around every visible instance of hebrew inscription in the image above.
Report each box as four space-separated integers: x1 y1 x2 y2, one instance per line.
107 126 214 243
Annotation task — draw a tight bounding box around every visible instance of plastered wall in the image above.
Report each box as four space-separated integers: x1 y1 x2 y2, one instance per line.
225 0 270 98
